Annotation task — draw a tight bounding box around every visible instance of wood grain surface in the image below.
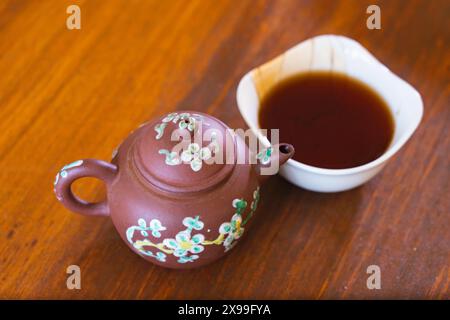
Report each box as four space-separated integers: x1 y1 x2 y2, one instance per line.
0 0 448 299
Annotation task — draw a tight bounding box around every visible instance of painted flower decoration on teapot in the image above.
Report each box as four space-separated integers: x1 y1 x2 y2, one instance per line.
126 186 260 264
158 121 220 172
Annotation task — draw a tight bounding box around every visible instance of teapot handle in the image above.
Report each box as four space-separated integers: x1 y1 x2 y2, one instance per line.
53 159 118 217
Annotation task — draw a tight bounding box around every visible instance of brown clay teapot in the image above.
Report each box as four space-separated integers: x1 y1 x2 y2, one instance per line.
54 111 294 268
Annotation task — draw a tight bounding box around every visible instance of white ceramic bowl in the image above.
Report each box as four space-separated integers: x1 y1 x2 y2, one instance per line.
237 35 423 192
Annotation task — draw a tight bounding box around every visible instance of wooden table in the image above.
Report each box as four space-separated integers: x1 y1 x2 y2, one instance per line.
0 0 448 299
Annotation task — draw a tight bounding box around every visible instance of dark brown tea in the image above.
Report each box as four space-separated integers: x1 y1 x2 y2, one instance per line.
259 72 394 169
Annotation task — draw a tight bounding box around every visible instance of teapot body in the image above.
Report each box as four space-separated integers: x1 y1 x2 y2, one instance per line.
109 128 261 268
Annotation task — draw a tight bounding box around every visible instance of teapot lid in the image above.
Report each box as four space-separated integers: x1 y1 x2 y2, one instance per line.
132 111 237 193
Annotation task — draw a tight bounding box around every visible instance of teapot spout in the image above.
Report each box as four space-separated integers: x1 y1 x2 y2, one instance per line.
256 143 295 184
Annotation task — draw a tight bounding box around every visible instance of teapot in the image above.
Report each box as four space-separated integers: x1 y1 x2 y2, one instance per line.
54 111 294 268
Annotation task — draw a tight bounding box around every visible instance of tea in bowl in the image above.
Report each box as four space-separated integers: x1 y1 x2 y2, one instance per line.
237 35 423 192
